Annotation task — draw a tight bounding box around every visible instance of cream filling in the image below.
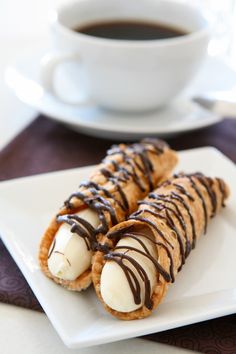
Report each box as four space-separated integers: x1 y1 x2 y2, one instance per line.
48 208 99 281
100 233 157 312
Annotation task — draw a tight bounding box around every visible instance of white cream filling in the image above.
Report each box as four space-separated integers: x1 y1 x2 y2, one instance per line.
48 208 99 281
100 232 158 312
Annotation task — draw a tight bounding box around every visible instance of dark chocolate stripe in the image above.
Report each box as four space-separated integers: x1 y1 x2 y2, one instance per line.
137 207 186 267
109 230 175 281
149 192 197 249
196 175 217 217
188 176 208 234
129 215 174 249
48 238 56 259
173 183 195 201
170 192 197 249
57 214 96 250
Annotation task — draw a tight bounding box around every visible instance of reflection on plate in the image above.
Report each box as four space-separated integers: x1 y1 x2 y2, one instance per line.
0 147 236 348
7 51 236 139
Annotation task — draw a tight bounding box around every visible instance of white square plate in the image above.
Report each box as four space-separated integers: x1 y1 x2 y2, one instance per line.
0 147 236 349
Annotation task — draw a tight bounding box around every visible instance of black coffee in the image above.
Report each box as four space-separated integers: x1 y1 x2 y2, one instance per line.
74 20 187 40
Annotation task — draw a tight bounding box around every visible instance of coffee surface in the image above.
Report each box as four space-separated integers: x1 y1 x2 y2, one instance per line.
74 20 187 40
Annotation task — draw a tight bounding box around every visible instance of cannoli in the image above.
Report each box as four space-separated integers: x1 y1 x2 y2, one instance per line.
92 172 230 319
39 139 178 291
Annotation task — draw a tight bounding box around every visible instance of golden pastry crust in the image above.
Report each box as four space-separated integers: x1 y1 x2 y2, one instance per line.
92 173 230 319
39 139 178 291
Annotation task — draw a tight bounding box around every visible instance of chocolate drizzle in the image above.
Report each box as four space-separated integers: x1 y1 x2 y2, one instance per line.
195 174 217 217
149 192 197 249
130 212 174 249
102 173 227 310
187 175 208 234
105 229 172 309
173 183 195 201
48 239 56 259
54 139 166 253
57 214 97 250
138 200 189 256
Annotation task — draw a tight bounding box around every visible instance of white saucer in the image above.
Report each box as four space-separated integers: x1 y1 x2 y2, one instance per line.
5 52 236 140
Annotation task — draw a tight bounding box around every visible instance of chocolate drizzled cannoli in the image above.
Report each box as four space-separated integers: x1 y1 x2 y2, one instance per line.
39 139 178 291
92 173 230 319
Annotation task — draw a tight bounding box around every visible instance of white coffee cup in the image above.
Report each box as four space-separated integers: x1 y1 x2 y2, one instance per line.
41 0 210 112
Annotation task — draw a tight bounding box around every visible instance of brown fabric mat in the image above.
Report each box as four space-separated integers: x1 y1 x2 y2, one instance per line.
0 115 236 353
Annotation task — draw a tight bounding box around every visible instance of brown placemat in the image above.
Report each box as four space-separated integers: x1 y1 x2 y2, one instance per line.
1 116 236 181
0 115 236 353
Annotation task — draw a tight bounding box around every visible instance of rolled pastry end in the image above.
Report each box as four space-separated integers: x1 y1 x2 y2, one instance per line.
93 222 168 320
47 208 99 281
39 206 95 291
100 225 158 313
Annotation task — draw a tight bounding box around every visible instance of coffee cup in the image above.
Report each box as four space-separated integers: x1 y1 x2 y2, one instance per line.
41 0 210 112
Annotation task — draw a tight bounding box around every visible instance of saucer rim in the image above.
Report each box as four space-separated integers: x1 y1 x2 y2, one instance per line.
5 63 222 139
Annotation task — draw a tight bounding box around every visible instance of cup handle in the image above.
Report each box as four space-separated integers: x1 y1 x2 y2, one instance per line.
40 52 92 105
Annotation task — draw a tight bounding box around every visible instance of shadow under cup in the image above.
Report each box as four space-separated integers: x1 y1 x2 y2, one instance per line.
51 0 210 113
